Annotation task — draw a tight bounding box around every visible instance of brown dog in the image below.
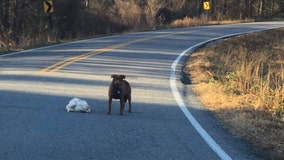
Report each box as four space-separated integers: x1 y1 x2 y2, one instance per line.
108 74 132 115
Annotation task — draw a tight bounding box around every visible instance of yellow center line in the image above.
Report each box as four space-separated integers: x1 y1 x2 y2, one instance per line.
39 33 178 74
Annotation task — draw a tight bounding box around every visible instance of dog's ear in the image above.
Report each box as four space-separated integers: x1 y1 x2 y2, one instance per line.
111 74 117 79
121 75 126 79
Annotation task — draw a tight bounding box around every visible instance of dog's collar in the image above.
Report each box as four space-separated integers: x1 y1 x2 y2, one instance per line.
114 85 122 89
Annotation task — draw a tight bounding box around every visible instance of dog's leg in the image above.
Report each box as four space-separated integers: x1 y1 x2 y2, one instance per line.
108 98 112 114
119 99 124 115
128 96 132 113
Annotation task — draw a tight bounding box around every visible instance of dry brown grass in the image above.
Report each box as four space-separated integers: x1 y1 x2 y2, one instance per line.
170 14 209 28
184 28 284 159
209 19 254 25
170 15 253 28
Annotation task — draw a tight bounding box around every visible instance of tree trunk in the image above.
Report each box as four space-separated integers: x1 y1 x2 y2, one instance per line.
259 0 263 16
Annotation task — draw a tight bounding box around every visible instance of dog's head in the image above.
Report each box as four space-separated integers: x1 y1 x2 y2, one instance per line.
111 74 126 88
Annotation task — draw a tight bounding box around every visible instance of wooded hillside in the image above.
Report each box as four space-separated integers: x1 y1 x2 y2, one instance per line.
1 0 283 50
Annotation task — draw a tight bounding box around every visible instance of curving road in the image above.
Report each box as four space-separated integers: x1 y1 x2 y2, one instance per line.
1 22 284 160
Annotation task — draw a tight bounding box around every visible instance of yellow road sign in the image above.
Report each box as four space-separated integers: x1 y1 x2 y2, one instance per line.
43 0 54 13
203 1 210 10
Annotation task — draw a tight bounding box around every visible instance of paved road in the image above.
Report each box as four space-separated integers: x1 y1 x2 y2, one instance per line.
1 22 284 160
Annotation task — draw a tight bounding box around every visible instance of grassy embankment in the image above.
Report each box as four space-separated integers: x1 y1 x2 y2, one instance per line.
184 28 284 159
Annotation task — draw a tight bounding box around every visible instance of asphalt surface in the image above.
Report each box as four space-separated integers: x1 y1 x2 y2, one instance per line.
1 22 284 160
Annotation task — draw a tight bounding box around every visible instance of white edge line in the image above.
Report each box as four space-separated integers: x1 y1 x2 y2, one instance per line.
170 44 232 160
0 32 139 58
169 28 281 160
0 39 90 57
1 23 278 58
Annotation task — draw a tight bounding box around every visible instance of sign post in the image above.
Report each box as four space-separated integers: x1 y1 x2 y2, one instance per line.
43 0 54 42
203 1 210 11
43 0 54 13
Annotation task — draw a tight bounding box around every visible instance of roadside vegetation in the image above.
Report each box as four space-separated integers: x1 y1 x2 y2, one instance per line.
183 28 284 159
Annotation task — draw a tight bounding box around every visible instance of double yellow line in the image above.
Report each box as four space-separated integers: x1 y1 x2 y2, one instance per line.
39 33 175 73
